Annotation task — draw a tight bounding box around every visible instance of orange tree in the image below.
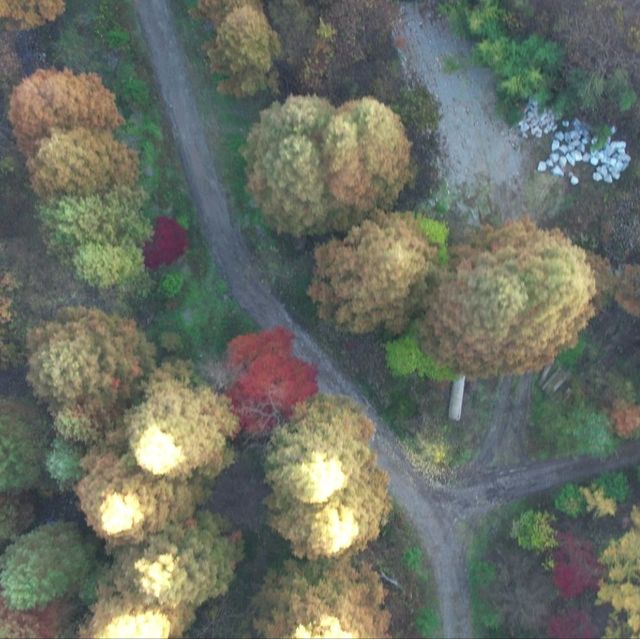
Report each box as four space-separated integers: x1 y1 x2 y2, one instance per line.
0 0 65 30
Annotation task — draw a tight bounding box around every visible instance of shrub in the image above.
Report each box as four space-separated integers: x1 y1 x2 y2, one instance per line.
547 609 597 639
591 471 630 504
385 333 456 381
0 397 47 492
143 217 188 270
45 437 85 490
553 483 587 519
158 271 185 300
0 522 97 610
510 510 557 552
611 404 640 439
0 495 34 545
552 533 603 598
416 216 449 263
580 487 616 518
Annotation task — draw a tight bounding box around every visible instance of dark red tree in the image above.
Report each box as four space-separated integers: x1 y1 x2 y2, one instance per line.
553 533 603 599
0 596 72 638
143 216 188 270
226 326 294 370
225 327 318 435
547 609 597 639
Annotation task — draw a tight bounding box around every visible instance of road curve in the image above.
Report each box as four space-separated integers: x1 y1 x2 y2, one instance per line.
134 2 640 637
134 1 473 636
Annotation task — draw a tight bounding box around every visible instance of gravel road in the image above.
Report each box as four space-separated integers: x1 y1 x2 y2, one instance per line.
397 3 530 220
134 3 640 637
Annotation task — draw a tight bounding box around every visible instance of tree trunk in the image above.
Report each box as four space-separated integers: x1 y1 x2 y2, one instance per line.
449 375 465 421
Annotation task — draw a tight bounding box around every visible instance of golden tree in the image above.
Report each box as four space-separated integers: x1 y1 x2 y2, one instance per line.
265 395 390 559
27 128 138 199
598 505 640 638
108 511 242 609
244 95 412 235
206 4 281 97
27 306 155 443
419 219 596 378
196 0 259 25
0 0 65 30
9 68 122 156
308 212 437 334
75 452 204 545
253 558 390 638
126 364 239 478
324 98 411 224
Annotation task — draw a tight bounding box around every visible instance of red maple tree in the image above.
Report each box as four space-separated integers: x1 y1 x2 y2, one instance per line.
226 327 318 435
0 596 72 638
547 609 597 639
553 533 603 599
143 216 188 270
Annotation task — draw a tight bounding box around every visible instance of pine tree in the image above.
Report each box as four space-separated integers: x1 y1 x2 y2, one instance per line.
265 395 390 559
253 559 390 638
418 219 596 378
9 68 122 156
308 212 436 334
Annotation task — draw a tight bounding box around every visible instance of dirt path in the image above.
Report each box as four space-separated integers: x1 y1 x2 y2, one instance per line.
397 3 530 221
135 3 640 637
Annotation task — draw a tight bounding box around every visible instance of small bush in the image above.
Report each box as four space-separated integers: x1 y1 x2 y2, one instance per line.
393 86 441 137
591 472 629 504
510 510 557 552
416 216 449 263
386 334 456 381
46 438 85 490
554 484 587 519
158 271 185 300
416 607 440 638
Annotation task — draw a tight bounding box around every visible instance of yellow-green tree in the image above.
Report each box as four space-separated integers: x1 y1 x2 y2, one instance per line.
126 364 239 478
9 68 122 156
27 307 155 443
324 98 411 217
108 511 242 609
265 395 390 559
196 0 259 25
75 452 204 545
418 219 596 378
598 505 640 638
244 95 412 236
308 212 437 334
206 4 281 97
253 558 390 638
0 0 65 30
27 128 138 199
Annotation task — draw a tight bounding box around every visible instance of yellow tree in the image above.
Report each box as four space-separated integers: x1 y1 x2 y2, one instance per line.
27 128 139 199
126 364 239 478
0 0 65 30
598 506 640 637
418 219 596 378
253 558 390 638
75 452 204 546
206 4 281 97
308 212 437 334
9 68 122 156
265 395 390 559
27 306 155 443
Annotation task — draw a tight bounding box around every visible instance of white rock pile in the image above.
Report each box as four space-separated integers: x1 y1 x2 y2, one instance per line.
518 100 631 186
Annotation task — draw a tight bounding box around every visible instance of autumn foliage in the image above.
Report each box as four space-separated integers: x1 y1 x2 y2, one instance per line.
9 68 122 156
615 264 640 318
419 219 596 378
143 216 188 270
27 306 155 443
265 395 390 558
0 596 73 639
226 327 318 435
27 128 139 199
309 212 436 334
547 609 597 639
611 404 640 439
0 0 65 30
244 95 411 235
552 533 603 599
253 559 390 639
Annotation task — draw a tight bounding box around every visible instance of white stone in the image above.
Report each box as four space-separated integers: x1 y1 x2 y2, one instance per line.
590 156 599 166
604 173 613 183
552 166 564 177
537 161 547 172
560 156 567 168
570 175 579 185
593 172 603 181
567 153 576 166
552 139 560 151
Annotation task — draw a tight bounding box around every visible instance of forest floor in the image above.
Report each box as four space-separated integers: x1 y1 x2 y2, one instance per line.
134 2 640 637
